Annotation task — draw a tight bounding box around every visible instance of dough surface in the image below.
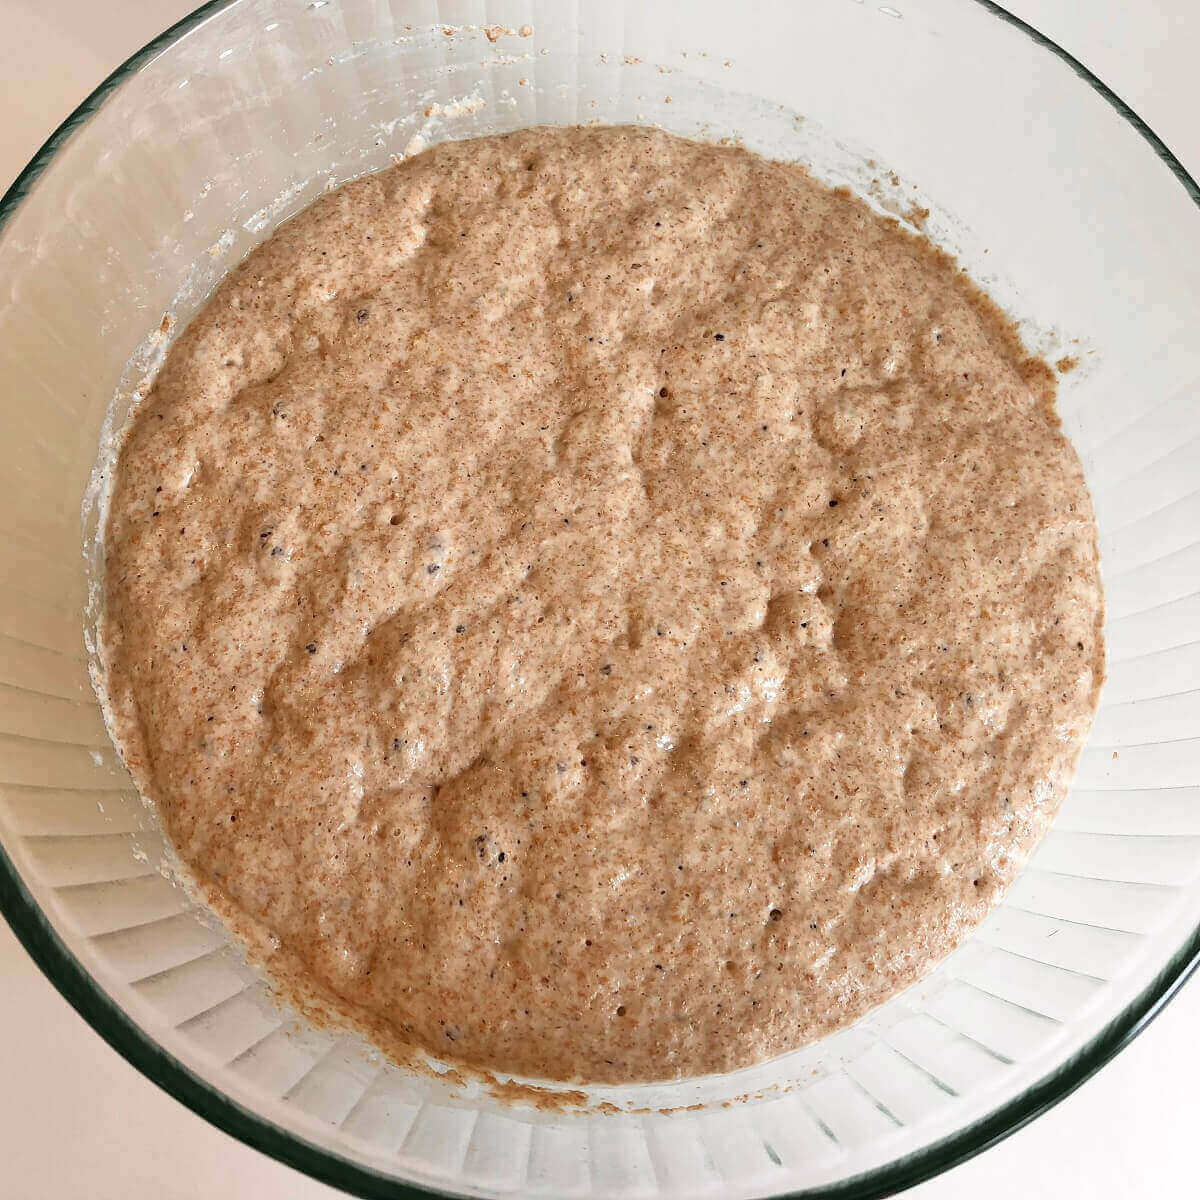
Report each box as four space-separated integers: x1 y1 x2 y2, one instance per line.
101 126 1104 1083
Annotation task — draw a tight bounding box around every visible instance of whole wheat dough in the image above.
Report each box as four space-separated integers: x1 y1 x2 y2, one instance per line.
101 126 1104 1083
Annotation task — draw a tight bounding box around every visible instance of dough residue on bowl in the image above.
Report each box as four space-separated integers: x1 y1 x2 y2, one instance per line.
100 125 1104 1084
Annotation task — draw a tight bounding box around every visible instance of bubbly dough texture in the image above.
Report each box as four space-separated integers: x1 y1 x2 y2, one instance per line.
102 126 1103 1083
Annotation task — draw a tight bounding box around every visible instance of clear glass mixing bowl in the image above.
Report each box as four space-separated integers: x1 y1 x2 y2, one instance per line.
2 1 1199 1196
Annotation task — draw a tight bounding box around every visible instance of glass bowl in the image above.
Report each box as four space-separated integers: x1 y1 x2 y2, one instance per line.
2 1 1199 1197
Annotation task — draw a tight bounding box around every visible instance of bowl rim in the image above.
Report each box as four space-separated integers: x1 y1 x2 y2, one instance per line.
1 2 1198 1198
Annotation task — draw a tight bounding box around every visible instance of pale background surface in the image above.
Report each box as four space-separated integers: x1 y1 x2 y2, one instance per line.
1 2 1195 1196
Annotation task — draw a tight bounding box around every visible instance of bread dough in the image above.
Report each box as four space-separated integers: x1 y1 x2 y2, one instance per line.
101 126 1104 1083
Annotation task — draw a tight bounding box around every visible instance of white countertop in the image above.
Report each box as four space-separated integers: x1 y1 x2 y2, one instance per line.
2 2 1196 1196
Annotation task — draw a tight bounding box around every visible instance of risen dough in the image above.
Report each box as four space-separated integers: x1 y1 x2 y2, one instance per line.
101 126 1103 1083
